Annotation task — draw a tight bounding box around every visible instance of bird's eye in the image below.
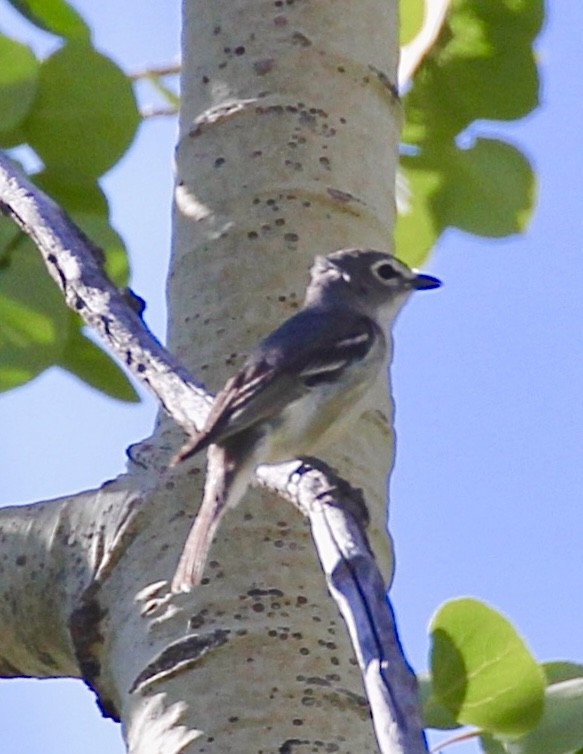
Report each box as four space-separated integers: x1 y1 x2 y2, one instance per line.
373 262 398 282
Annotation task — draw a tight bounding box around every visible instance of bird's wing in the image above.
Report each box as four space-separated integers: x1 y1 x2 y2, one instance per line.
182 359 302 455
174 310 378 461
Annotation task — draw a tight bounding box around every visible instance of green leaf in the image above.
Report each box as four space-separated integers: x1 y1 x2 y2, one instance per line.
417 673 461 730
430 598 545 738
431 138 536 237
6 0 91 41
403 0 543 143
24 42 140 178
480 733 508 754
0 216 22 261
33 169 109 215
58 315 139 403
400 0 425 46
395 162 443 268
543 662 583 687
396 137 536 261
0 237 69 390
398 0 542 260
0 35 39 139
503 679 583 754
69 212 129 286
0 166 131 396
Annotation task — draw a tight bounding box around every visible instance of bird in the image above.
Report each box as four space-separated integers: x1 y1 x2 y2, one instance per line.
170 248 441 592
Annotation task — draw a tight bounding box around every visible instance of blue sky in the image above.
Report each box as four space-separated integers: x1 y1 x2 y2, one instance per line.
0 2 581 753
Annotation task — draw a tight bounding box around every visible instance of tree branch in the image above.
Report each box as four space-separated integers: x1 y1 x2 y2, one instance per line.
0 152 428 754
260 460 428 754
0 153 210 432
128 62 181 81
398 0 451 90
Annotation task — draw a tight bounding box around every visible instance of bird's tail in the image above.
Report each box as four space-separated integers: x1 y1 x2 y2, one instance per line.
170 444 253 593
170 500 222 593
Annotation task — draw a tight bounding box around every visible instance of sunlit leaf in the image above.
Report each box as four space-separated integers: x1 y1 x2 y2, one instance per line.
403 0 543 143
430 598 545 737
400 0 425 45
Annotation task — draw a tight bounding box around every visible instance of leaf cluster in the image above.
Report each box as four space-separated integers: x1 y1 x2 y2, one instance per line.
421 598 583 754
396 0 542 267
0 0 139 398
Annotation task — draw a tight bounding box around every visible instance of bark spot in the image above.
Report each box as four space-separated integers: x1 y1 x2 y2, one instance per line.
129 630 230 693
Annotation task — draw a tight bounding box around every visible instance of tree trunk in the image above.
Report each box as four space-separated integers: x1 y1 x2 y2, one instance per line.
156 0 401 749
0 1 402 751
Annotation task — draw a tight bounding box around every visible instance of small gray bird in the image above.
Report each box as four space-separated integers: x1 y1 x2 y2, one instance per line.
171 248 440 592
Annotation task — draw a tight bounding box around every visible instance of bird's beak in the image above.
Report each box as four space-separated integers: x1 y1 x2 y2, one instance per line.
412 272 442 290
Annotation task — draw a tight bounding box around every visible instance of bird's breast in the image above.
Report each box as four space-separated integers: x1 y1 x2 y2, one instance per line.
261 337 386 463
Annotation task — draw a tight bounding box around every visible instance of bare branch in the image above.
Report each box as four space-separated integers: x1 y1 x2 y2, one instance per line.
140 105 179 119
259 460 428 754
399 0 451 90
129 62 181 81
0 153 210 433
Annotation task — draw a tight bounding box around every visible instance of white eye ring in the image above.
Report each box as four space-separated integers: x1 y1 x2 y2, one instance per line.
371 259 399 283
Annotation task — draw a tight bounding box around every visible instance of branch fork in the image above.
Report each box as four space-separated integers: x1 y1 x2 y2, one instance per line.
0 152 428 754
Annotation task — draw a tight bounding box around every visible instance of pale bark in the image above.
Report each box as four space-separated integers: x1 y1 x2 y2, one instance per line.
0 1 429 752
159 0 402 750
